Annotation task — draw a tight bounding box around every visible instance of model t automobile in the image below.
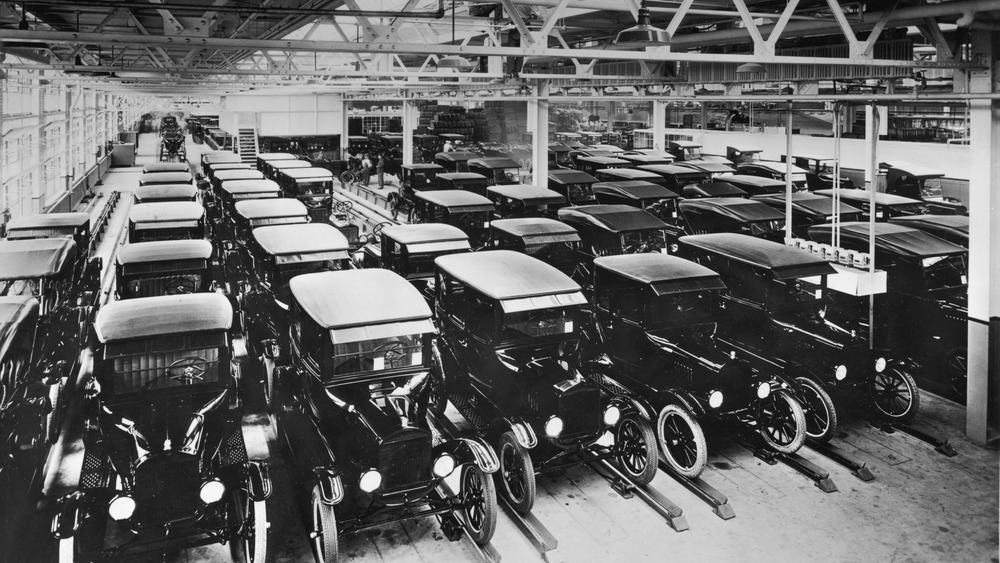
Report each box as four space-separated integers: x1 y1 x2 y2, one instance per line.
390 163 446 220
486 185 565 219
272 269 500 561
679 233 922 439
814 188 925 220
411 190 495 246
467 158 522 186
889 214 969 247
677 197 786 241
488 218 582 277
52 294 271 563
127 202 206 244
781 155 856 191
592 181 681 223
580 254 808 478
3 212 94 276
435 151 478 173
115 240 215 299
133 184 199 205
808 222 969 401
138 171 194 188
274 167 336 223
436 172 490 197
546 169 600 207
557 204 674 269
357 223 470 301
751 191 863 237
432 250 658 513
637 164 711 193
879 162 967 215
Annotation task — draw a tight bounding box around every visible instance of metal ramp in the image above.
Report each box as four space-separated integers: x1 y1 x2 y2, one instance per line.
237 127 259 164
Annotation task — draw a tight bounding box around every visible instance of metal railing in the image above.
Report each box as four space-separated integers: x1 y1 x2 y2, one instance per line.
89 190 121 257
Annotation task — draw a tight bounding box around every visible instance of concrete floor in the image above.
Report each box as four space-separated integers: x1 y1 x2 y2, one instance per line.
28 134 999 563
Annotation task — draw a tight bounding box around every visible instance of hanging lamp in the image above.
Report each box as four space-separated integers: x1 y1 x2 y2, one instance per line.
613 0 670 45
437 0 474 71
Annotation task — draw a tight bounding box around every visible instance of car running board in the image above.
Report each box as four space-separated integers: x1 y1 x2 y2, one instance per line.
732 436 838 493
806 439 876 482
869 419 959 457
657 460 736 520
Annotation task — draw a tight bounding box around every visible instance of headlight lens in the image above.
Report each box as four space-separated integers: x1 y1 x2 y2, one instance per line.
108 495 136 521
433 454 456 478
874 357 887 373
359 470 382 493
199 479 226 504
544 416 564 438
603 406 621 426
757 382 771 400
708 390 724 409
835 364 848 381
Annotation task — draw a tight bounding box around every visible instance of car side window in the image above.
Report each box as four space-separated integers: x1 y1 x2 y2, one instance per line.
468 293 494 338
439 273 467 327
610 286 644 323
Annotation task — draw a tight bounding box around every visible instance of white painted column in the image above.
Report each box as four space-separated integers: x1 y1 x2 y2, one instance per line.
340 98 350 160
34 78 47 212
402 98 417 166
527 82 550 187
652 100 665 151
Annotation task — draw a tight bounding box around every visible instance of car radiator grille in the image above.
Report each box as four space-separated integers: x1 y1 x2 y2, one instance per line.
379 431 432 492
559 386 601 439
133 453 201 526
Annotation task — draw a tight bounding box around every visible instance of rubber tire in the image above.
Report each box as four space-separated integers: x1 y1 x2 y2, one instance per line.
757 390 807 455
944 348 968 399
613 414 658 486
460 465 498 545
339 171 354 185
427 344 448 417
232 489 269 563
495 431 536 515
310 485 338 563
656 404 707 479
870 367 920 423
794 377 838 444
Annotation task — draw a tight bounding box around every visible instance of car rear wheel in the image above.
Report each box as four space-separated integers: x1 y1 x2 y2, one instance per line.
656 404 707 479
231 488 269 563
757 390 807 454
339 171 354 185
944 348 967 399
870 367 920 423
460 465 498 545
495 431 535 515
310 485 339 563
794 377 838 443
427 344 448 417
613 414 658 486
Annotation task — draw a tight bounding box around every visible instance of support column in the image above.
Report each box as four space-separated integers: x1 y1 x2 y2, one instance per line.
65 86 74 192
402 98 418 166
528 82 550 187
34 78 47 213
864 105 876 188
652 101 665 151
340 98 350 160
606 101 614 135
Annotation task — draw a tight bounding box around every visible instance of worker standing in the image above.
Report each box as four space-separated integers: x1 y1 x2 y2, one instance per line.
361 153 373 186
376 153 387 190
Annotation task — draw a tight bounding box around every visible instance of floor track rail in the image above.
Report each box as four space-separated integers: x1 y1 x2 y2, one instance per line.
871 420 959 457
657 461 736 520
732 436 838 493
806 440 876 481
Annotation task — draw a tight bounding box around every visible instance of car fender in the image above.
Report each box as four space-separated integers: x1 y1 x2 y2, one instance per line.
660 389 704 419
51 491 94 539
434 437 500 474
876 350 921 372
245 461 272 502
609 394 655 422
312 467 344 506
490 417 537 450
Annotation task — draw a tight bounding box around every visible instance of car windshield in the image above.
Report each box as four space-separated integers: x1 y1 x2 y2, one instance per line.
276 259 346 285
501 306 577 341
411 171 436 188
646 291 715 329
621 229 667 253
683 148 702 159
920 178 944 200
0 278 40 297
405 251 462 276
331 333 426 375
744 220 784 237
127 273 203 297
567 183 594 203
498 169 520 184
791 173 808 184
449 211 491 232
922 254 967 292
768 278 824 313
107 336 225 394
294 181 328 195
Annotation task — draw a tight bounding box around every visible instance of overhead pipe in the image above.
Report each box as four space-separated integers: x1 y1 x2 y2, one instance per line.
4 0 446 18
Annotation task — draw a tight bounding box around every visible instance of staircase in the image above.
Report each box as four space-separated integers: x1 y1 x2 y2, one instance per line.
237 128 259 164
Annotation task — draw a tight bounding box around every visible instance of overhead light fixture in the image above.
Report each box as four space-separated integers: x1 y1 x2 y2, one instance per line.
437 0 474 72
613 0 671 45
695 87 710 96
736 62 767 75
781 85 794 95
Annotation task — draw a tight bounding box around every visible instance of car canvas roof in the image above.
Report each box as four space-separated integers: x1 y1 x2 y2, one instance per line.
589 144 625 153
129 202 204 223
383 223 469 245
670 141 701 149
684 181 747 197
751 192 861 217
436 151 478 162
139 171 193 184
278 167 334 180
680 197 785 222
492 217 579 239
439 133 465 140
548 169 598 184
415 190 493 210
577 156 630 166
0 296 39 361
889 214 969 238
253 223 350 258
680 233 837 280
549 144 572 153
403 163 446 171
143 162 190 173
210 163 253 171
290 269 432 330
257 153 297 161
488 185 565 204
214 169 264 181
814 188 923 207
221 179 281 195
202 152 242 164
723 174 786 189
269 160 313 170
809 222 967 258
751 161 809 174
595 254 726 295
6 212 90 230
116 239 213 264
593 181 680 201
133 184 198 201
618 154 674 164
676 161 736 174
639 164 706 176
598 168 661 180
96 293 233 342
435 250 582 301
0 238 76 280
558 204 669 233
469 157 520 169
438 172 487 182
235 198 309 220
881 161 945 178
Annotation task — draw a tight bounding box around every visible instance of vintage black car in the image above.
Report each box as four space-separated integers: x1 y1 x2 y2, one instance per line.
115 240 215 299
53 293 271 563
880 162 967 215
547 169 599 207
889 214 968 247
725 146 763 165
274 167 335 223
682 181 748 199
211 169 266 196
814 188 925 220
411 190 495 246
666 141 704 162
3 212 94 278
719 174 786 196
574 156 632 176
488 218 581 276
558 204 672 258
142 162 190 174
231 198 309 243
414 133 441 163
432 250 658 513
752 192 863 237
128 202 206 243
390 163 446 220
201 151 242 177
467 158 521 186
592 181 681 223
808 222 968 401
677 197 786 241
435 151 479 173
581 254 807 477
133 183 199 205
436 172 489 197
213 179 282 229
274 269 500 559
486 185 565 219
675 160 737 180
735 161 809 190
138 171 194 187
782 155 856 191
264 159 313 182
680 233 921 436
637 164 710 193
255 152 297 176
358 223 470 303
548 143 574 169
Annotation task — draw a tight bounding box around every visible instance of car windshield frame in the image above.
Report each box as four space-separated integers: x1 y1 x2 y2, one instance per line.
330 332 430 376
102 333 228 397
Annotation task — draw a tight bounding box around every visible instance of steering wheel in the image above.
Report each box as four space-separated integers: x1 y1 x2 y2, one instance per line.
335 200 353 213
457 214 481 233
166 357 213 384
371 341 406 369
372 222 391 237
526 312 558 334
163 276 198 295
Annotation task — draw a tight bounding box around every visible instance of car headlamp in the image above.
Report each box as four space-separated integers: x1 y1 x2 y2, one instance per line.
433 454 456 478
835 364 848 381
756 382 771 400
874 357 887 373
108 494 136 521
199 479 226 504
544 416 564 438
603 406 621 426
708 390 724 409
359 469 382 493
